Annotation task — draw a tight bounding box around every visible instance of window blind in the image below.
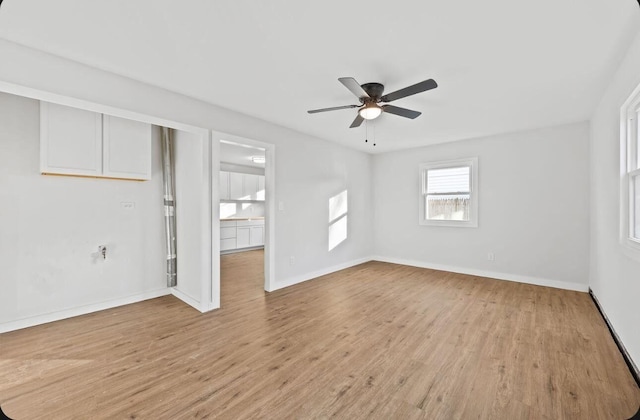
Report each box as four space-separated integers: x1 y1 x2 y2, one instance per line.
426 166 470 194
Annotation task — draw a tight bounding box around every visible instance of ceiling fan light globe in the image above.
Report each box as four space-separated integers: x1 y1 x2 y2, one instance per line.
359 104 382 120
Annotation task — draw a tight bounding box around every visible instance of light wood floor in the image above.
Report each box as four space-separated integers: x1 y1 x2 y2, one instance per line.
1 250 638 419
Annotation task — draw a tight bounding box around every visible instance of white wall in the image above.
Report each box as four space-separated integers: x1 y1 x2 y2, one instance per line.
0 40 373 306
0 92 167 332
211 129 373 291
271 135 372 287
373 122 591 291
590 29 640 370
173 129 210 308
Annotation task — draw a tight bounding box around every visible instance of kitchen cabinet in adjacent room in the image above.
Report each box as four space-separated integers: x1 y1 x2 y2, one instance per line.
229 172 244 200
219 170 265 201
236 226 251 248
220 221 237 251
250 225 265 247
220 219 265 252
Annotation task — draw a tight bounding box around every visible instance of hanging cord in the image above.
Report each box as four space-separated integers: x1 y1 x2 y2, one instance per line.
365 119 368 143
373 119 376 147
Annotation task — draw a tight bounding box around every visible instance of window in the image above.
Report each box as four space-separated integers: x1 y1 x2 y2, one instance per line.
623 88 640 246
419 157 478 227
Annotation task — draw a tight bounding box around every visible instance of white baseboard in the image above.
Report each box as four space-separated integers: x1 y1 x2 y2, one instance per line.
589 289 640 386
268 256 374 292
170 287 204 312
0 288 171 334
221 246 264 255
371 256 589 292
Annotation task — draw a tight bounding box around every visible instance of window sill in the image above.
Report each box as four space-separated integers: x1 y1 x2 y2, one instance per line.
420 219 478 228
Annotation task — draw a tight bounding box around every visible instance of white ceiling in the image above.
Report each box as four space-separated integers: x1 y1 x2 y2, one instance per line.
220 141 265 168
0 1 638 153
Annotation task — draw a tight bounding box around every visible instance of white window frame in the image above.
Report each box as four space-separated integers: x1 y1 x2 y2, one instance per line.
419 157 478 228
620 84 640 253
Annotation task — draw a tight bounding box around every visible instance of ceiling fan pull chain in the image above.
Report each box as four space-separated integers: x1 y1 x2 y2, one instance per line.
365 119 368 143
373 120 376 147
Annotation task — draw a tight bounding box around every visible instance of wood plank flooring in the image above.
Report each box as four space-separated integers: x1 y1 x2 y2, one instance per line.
1 250 638 419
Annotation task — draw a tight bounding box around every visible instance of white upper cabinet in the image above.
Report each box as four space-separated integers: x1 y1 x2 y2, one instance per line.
40 102 152 180
220 170 265 201
102 115 152 180
229 172 244 200
40 102 102 176
243 173 259 200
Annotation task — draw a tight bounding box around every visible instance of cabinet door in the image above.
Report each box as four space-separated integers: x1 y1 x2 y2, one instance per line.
40 102 102 176
220 226 236 240
236 227 251 248
219 171 230 200
257 175 266 201
102 115 152 180
221 238 237 251
229 172 244 200
243 174 259 200
250 226 264 246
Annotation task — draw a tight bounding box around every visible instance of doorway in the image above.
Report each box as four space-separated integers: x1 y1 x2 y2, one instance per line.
211 132 275 307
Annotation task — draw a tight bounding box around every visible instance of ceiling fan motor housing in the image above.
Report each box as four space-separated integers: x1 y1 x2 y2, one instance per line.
361 83 385 101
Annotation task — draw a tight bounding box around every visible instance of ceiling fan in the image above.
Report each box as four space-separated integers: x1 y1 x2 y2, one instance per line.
307 77 438 128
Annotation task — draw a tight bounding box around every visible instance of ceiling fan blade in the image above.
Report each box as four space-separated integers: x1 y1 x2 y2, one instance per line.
308 104 359 114
350 114 364 128
380 79 437 103
382 105 422 119
339 77 370 99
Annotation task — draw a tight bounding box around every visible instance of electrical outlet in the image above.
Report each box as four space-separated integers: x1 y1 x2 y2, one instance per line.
487 252 495 261
289 256 296 266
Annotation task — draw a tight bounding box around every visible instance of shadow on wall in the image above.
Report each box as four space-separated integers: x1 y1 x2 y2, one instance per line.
329 190 348 251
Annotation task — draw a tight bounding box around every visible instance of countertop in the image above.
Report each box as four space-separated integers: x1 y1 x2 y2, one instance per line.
220 217 265 221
